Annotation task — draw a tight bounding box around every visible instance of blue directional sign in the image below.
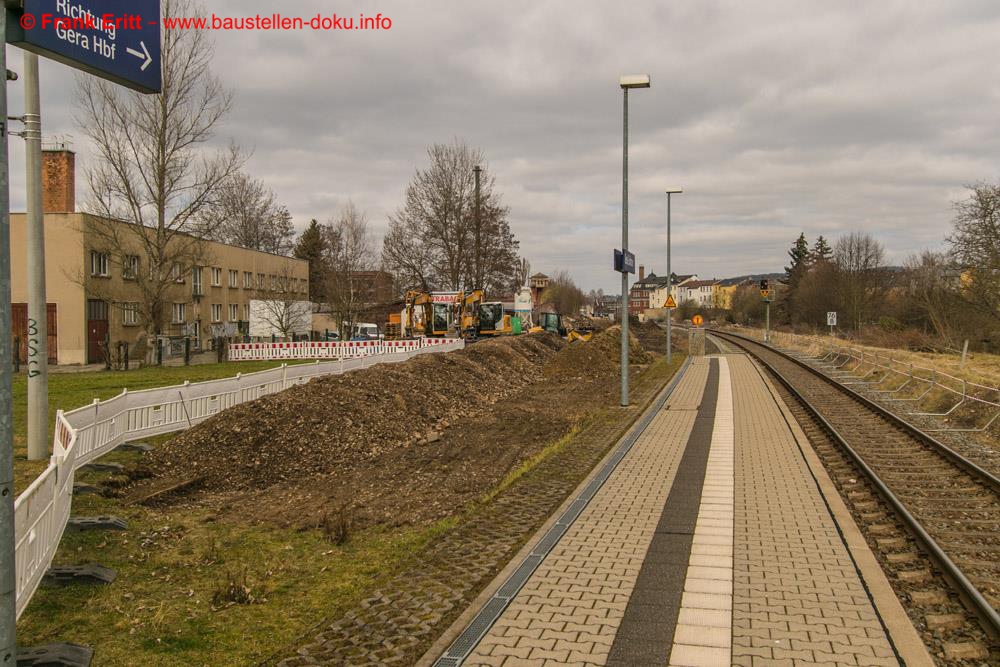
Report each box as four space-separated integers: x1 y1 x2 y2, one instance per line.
613 249 636 274
6 0 161 94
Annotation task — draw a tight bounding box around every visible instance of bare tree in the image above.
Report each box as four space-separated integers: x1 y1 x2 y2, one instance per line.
949 182 1000 322
539 270 585 315
513 257 531 288
834 232 887 330
902 251 960 343
324 201 376 338
76 0 242 359
251 263 312 340
382 140 520 294
198 171 294 255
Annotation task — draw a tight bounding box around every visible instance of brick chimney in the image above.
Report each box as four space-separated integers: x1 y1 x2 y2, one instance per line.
42 149 76 213
638 265 645 281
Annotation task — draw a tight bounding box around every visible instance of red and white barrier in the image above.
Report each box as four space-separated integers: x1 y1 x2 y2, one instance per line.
228 338 455 361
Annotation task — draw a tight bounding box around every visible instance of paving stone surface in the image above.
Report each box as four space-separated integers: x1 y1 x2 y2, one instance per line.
728 354 898 667
464 358 711 666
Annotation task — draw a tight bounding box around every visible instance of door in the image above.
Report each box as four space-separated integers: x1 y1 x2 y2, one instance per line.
87 300 109 364
11 303 58 364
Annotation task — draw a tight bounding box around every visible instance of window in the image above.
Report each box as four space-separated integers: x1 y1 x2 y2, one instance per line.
229 270 239 288
257 273 265 289
229 303 239 321
192 267 203 295
270 274 278 291
211 267 222 286
243 303 250 320
122 302 139 326
244 271 253 288
211 303 222 322
90 251 109 277
123 255 139 280
172 302 186 324
172 263 184 283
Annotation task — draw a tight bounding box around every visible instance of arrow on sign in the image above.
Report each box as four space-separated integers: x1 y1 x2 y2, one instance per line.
127 42 153 71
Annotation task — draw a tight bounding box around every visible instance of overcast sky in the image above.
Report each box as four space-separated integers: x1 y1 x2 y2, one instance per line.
6 0 1000 292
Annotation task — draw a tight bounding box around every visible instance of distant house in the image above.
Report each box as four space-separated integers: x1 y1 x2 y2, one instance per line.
677 279 718 308
529 273 550 306
629 266 673 316
713 277 754 309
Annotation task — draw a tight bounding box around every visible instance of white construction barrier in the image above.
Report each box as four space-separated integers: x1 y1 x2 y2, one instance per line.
227 338 429 361
13 338 464 619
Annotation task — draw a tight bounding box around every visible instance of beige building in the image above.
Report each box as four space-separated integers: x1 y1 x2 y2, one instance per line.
10 149 309 365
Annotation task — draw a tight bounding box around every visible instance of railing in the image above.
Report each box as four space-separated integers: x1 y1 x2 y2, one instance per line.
13 338 464 620
810 344 1000 433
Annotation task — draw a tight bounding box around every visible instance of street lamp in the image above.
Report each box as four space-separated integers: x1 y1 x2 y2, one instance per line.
665 188 682 365
619 74 650 407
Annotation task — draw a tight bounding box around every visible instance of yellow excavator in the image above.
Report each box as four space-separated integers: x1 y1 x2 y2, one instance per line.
403 290 451 338
458 289 513 338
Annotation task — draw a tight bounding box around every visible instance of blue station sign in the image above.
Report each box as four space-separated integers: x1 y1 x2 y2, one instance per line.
614 249 636 274
6 0 161 94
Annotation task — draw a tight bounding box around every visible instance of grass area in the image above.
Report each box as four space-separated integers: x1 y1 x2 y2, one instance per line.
16 353 686 665
12 360 313 493
17 472 455 666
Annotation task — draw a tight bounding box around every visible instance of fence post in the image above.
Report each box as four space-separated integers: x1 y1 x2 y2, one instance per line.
184 337 191 366
960 339 969 369
282 363 288 388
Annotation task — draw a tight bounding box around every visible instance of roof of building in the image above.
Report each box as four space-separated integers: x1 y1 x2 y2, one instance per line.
681 279 719 289
529 272 549 279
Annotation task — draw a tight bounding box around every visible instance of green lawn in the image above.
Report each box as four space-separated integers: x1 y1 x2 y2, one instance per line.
12 360 312 493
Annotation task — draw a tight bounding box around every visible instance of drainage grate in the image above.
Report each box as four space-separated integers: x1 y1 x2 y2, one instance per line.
432 357 692 666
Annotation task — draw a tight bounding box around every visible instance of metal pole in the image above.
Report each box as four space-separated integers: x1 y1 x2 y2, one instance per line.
666 192 672 365
24 52 48 461
473 165 481 289
620 88 629 407
765 302 770 343
1 6 20 658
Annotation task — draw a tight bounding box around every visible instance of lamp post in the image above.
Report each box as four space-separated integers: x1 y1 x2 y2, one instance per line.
665 188 682 364
619 74 650 407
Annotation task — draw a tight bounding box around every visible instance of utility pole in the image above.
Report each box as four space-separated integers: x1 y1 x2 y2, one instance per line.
473 165 482 289
24 52 48 461
1 6 19 659
620 87 630 407
665 189 682 364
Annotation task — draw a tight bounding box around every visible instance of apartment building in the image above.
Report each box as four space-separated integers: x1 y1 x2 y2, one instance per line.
10 149 309 365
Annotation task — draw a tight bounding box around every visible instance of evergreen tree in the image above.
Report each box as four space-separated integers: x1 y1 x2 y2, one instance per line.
293 219 328 301
785 233 811 290
812 235 833 263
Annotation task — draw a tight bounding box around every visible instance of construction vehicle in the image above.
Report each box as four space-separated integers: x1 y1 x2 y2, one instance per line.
531 311 594 343
456 289 519 338
403 291 452 338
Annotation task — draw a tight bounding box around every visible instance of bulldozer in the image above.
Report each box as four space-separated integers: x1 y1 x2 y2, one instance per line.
530 311 593 342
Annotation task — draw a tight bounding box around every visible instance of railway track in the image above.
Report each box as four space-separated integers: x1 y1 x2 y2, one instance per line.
711 329 1000 663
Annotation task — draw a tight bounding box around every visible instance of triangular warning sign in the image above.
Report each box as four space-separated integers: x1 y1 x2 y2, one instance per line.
664 295 677 308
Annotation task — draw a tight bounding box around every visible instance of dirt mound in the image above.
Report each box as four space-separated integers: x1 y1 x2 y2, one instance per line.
133 333 564 498
628 317 667 352
129 327 653 529
545 325 649 381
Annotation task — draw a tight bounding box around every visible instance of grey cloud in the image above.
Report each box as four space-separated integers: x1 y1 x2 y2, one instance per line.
5 0 1000 292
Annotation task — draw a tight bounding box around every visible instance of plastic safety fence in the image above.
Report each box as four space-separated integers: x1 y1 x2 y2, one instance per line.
12 339 464 620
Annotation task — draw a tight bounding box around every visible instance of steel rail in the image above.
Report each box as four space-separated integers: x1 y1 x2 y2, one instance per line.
711 329 1000 639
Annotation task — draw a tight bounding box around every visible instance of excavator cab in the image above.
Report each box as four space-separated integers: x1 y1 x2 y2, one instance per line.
477 302 506 335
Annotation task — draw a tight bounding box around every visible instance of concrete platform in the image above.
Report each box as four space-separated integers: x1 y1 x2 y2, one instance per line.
438 355 933 667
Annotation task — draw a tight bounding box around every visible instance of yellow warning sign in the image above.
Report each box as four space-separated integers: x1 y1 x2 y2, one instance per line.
760 289 770 299
663 295 677 309
692 314 704 327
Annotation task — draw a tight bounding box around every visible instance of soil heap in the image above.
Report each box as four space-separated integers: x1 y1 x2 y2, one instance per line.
130 327 654 528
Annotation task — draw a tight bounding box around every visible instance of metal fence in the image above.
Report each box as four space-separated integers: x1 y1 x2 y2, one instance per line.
810 344 1000 433
13 338 464 619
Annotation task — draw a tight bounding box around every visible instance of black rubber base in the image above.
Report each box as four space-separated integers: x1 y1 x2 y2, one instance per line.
66 516 128 532
17 643 93 667
43 564 117 587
